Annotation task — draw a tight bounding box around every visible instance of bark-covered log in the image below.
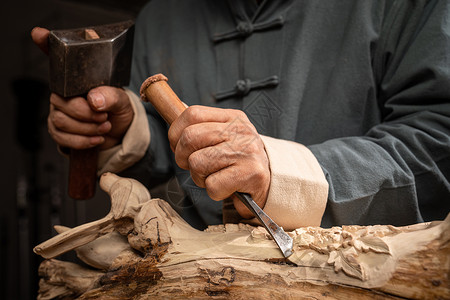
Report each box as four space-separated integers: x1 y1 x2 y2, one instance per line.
35 173 450 299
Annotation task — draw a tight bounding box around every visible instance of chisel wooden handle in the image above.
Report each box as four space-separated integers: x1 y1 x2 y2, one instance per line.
68 147 98 199
140 74 186 124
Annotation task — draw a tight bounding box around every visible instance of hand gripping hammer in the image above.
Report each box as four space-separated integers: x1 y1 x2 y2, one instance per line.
48 20 134 199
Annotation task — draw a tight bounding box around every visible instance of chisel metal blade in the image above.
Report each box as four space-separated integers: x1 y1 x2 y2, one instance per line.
235 192 293 258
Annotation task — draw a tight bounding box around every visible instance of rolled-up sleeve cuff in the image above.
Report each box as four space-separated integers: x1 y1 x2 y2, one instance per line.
259 135 329 230
97 89 150 175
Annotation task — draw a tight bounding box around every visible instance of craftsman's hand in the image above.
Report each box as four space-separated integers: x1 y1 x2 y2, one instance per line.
48 88 133 150
168 106 270 219
31 27 134 150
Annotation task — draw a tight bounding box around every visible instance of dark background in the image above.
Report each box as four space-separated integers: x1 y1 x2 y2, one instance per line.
1 0 148 298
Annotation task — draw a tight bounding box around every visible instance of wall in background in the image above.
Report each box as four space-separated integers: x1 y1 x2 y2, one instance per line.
0 1 147 299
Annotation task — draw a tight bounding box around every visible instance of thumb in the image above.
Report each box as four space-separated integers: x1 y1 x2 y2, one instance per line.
87 86 131 114
31 27 50 55
87 87 134 144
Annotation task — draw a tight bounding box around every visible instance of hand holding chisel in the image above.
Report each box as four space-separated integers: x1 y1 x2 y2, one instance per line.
140 74 293 257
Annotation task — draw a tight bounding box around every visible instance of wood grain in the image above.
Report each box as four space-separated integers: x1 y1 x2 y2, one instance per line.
35 173 450 300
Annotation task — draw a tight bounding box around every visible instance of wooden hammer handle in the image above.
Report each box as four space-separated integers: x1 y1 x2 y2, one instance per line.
69 147 98 199
140 74 186 125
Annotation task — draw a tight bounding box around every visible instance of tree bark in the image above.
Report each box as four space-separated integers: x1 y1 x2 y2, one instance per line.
35 173 450 299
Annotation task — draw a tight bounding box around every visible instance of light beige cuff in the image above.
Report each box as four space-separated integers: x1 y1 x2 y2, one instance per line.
97 89 150 175
259 135 328 230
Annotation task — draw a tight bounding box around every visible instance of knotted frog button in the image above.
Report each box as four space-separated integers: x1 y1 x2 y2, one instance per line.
236 22 254 37
236 79 251 96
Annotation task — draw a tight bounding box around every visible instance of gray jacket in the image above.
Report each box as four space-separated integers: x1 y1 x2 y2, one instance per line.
122 0 450 229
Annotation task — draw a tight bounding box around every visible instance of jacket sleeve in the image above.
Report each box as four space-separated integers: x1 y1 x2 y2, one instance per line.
258 135 329 230
309 0 450 227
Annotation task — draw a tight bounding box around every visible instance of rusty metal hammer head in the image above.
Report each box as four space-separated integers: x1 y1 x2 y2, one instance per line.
48 20 134 97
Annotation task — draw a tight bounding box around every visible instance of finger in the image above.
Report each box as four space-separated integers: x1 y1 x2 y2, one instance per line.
203 166 240 201
205 158 269 197
187 142 239 187
87 86 130 113
31 27 50 55
207 168 269 219
50 107 112 136
169 106 250 149
173 122 228 169
50 93 108 123
48 114 104 149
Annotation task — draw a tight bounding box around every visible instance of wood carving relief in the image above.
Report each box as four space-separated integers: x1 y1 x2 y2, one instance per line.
34 173 450 299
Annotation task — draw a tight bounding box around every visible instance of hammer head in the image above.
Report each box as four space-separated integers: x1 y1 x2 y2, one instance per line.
49 20 134 97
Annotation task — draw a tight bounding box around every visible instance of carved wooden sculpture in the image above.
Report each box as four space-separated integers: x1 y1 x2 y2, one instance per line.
35 173 450 300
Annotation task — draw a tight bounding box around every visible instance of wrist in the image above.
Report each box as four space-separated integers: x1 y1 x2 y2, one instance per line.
97 89 150 174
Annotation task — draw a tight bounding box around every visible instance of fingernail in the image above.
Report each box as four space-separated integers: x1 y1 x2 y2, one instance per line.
90 92 105 110
97 121 111 134
90 136 104 145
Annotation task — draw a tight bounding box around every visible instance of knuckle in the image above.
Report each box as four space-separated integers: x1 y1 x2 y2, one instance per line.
47 117 57 134
51 111 65 128
47 115 53 128
174 149 189 170
49 93 62 105
190 172 206 188
245 141 260 154
249 163 269 185
47 125 56 140
47 129 64 147
205 179 222 201
251 167 267 183
234 109 248 120
187 152 202 172
72 105 89 120
49 93 57 104
167 126 177 146
185 106 202 123
229 109 248 123
180 127 195 148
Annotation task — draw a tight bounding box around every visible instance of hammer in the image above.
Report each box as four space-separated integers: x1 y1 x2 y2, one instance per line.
48 20 134 199
140 74 293 258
